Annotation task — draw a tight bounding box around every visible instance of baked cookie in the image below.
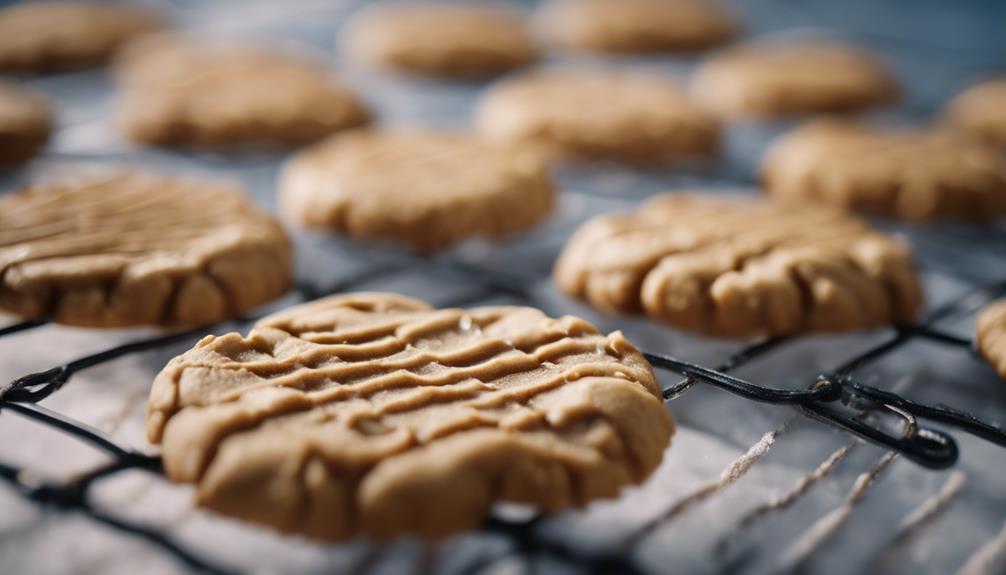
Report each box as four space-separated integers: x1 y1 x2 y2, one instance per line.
344 2 537 78
554 194 923 339
946 79 1006 148
0 172 291 327
762 119 1006 221
0 2 162 73
116 35 369 149
535 0 736 54
977 299 1006 380
691 39 898 118
147 292 673 540
279 130 554 251
0 82 52 166
475 68 719 165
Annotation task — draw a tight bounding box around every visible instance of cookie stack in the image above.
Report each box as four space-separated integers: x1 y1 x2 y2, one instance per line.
1 0 1004 546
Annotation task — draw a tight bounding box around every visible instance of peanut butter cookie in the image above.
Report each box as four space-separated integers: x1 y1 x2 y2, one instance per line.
977 299 1006 380
147 292 673 540
946 79 1006 149
536 0 736 54
762 119 1006 220
476 68 719 165
0 172 292 327
344 2 537 77
279 129 554 251
0 2 162 73
555 194 923 339
691 39 898 118
116 35 369 149
0 82 52 166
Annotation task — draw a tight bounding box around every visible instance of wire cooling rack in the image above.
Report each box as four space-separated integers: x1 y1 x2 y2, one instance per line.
2 1 1006 574
2 256 1006 575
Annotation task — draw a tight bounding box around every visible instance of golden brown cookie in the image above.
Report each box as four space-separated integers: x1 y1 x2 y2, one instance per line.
344 2 537 78
535 0 736 54
146 292 673 540
977 299 1006 380
475 68 719 165
555 194 923 339
946 79 1006 149
0 82 52 166
279 129 554 251
0 172 291 327
762 119 1006 221
0 2 162 73
116 35 369 149
691 39 898 118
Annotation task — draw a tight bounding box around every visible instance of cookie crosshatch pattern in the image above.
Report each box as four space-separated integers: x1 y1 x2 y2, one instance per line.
148 293 673 541
554 194 924 338
0 172 292 327
1 1 1006 575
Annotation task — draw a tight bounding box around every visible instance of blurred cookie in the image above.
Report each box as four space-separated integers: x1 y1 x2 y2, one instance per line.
692 39 898 118
946 79 1006 148
476 68 719 165
147 292 673 540
555 194 922 339
116 35 369 149
344 2 537 77
762 119 1006 220
536 0 735 54
0 172 291 327
280 130 554 251
977 299 1006 380
0 82 52 166
0 2 162 73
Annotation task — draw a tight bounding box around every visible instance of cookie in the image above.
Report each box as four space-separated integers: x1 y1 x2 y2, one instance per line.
977 299 1006 380
146 292 673 540
535 0 736 54
0 82 52 166
344 2 537 78
279 129 554 251
691 39 898 118
0 172 291 327
0 2 162 73
116 35 369 149
475 68 719 165
762 119 1006 221
555 194 923 339
946 79 1006 149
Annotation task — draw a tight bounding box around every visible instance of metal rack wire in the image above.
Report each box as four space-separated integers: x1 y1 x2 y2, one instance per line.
3 1 1006 573
1 249 1004 574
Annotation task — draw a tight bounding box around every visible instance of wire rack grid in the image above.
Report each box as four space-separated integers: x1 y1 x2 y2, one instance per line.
2 1 1006 575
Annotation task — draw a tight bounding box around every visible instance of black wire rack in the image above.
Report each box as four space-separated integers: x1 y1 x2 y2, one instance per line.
1 247 1005 574
4 1 1006 573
